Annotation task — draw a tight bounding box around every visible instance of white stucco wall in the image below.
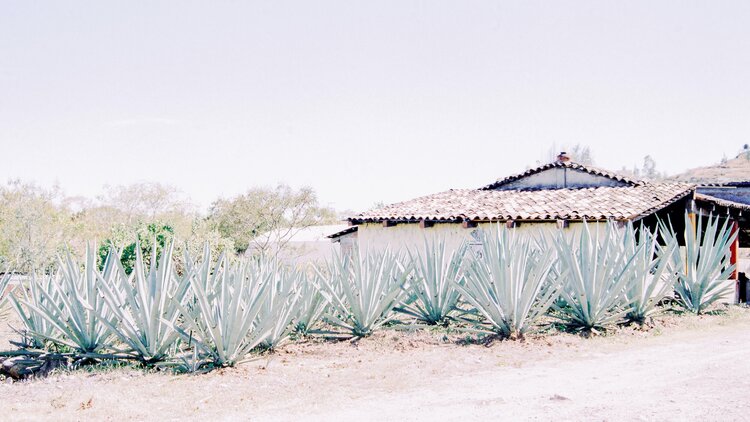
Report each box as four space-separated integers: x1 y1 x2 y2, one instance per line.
355 221 609 255
357 222 478 254
273 241 341 265
250 224 349 266
498 168 627 190
355 222 738 304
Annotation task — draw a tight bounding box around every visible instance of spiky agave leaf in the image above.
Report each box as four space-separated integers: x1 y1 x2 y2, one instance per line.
8 273 61 348
21 246 115 353
293 275 329 335
397 236 466 325
455 225 559 338
553 220 639 333
0 269 15 320
0 271 14 320
620 223 678 323
172 245 273 367
96 240 191 363
317 250 410 337
255 257 303 349
659 213 736 314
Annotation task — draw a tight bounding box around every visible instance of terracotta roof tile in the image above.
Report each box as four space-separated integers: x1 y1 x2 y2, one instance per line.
351 183 694 223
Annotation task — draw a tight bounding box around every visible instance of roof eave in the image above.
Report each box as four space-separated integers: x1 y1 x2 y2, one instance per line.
628 186 695 222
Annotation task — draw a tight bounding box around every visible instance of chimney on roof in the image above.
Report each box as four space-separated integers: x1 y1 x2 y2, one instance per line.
556 151 571 163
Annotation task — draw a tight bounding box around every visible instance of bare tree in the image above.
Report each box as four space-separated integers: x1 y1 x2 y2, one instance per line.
619 155 665 181
98 182 195 224
0 180 71 272
209 184 337 255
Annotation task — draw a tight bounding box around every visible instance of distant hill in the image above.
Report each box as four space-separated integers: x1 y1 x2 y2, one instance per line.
670 151 750 185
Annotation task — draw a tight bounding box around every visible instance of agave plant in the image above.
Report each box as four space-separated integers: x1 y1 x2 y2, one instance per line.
293 272 329 335
96 241 191 363
255 258 303 350
8 274 61 348
397 237 466 325
0 270 13 308
553 220 638 333
660 213 737 314
21 246 115 353
620 223 678 323
172 246 274 367
317 250 410 337
455 226 559 338
0 270 14 324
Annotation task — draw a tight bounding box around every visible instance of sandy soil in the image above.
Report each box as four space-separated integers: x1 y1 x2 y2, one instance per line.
1 308 750 421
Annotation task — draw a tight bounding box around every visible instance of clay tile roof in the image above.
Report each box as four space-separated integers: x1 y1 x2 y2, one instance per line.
480 161 642 190
351 182 695 223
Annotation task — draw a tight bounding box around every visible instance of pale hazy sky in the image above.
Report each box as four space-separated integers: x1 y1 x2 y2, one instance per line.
2 1 749 212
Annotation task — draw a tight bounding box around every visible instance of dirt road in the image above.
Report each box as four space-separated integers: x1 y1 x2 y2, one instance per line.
1 310 749 421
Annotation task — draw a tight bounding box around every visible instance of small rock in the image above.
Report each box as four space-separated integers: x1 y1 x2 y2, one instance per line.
78 397 93 410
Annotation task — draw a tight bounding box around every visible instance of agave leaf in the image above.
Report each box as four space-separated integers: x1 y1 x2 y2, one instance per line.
397 236 466 325
0 271 13 317
293 271 330 335
553 220 639 332
8 273 60 348
455 225 560 338
19 245 114 353
659 212 737 314
97 240 191 363
255 257 304 349
317 249 411 337
171 245 274 367
620 223 678 323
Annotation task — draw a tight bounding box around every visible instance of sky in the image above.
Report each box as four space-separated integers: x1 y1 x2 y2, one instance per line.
1 1 749 213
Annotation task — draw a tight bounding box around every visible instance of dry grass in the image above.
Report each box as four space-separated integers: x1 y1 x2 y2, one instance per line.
670 152 750 183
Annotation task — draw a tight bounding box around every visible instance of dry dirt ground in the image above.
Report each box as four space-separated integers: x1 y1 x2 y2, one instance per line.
1 308 750 422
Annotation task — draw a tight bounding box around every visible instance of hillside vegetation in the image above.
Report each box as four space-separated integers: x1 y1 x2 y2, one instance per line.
670 151 750 184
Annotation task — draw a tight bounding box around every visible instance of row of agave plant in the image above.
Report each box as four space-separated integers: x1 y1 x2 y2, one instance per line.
0 213 737 370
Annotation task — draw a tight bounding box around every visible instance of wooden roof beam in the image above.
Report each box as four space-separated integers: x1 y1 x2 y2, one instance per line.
462 220 478 229
419 220 434 229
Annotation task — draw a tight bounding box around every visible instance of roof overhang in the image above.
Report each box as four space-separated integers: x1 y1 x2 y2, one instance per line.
349 184 696 225
327 225 358 240
695 193 750 215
